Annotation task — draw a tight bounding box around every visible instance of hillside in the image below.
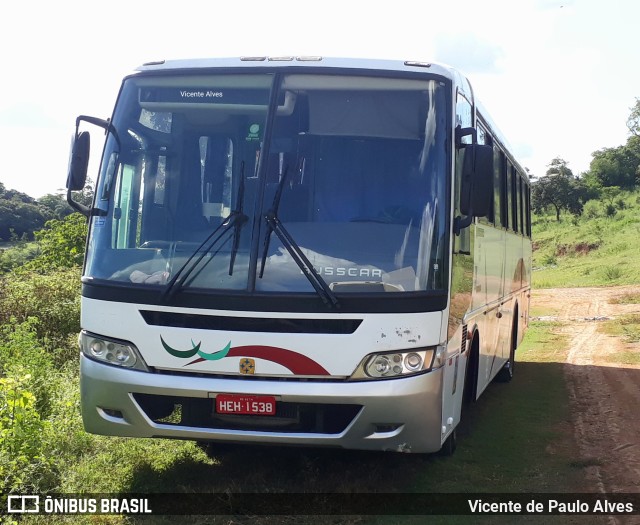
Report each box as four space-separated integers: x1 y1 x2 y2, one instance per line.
532 189 640 288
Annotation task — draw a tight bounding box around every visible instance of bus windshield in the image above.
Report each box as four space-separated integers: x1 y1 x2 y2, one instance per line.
85 72 450 297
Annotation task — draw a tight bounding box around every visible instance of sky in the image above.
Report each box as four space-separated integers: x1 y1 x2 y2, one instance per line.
0 0 638 198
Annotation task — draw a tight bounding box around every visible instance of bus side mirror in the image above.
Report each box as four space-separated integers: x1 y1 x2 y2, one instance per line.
460 144 493 218
471 144 493 217
66 130 91 216
67 131 90 191
65 116 113 217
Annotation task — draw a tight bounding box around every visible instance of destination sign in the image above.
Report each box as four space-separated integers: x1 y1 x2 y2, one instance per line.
139 87 270 105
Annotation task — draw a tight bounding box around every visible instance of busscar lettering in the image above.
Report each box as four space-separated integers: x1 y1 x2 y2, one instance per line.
315 267 383 278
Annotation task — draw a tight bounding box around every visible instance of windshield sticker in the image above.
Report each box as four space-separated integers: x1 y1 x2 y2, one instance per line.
159 336 329 375
246 123 261 142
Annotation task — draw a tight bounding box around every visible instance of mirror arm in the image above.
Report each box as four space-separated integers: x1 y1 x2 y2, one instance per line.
76 115 121 148
66 188 90 218
76 115 109 131
454 214 474 236
455 126 477 147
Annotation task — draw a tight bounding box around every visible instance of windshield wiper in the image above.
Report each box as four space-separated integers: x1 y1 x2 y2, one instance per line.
258 166 340 309
228 161 247 276
161 162 247 303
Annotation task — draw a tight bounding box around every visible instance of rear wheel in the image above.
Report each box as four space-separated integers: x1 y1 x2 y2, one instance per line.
463 335 480 405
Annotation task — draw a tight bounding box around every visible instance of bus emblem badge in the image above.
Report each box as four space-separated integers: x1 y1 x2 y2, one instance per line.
240 358 255 375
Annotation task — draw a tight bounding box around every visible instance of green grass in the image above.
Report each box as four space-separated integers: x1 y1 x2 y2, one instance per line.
517 321 568 363
609 292 640 305
600 291 640 364
532 190 640 288
601 314 640 345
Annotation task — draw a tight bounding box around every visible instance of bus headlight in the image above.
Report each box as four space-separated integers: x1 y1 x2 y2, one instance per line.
80 331 149 371
350 346 445 380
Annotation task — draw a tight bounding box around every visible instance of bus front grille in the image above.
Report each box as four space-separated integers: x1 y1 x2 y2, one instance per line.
133 393 361 434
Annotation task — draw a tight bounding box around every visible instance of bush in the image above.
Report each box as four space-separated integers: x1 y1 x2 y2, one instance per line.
0 320 83 495
540 253 558 266
0 370 55 494
22 214 87 272
0 318 54 408
582 200 602 219
0 269 81 351
603 266 623 281
0 242 41 274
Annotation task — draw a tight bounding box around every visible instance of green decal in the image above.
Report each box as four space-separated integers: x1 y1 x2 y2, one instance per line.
160 336 200 358
160 336 231 361
196 341 231 361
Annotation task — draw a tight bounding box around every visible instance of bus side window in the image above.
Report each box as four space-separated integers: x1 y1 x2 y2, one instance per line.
510 166 518 233
505 160 512 231
517 176 524 235
526 183 532 237
493 147 505 228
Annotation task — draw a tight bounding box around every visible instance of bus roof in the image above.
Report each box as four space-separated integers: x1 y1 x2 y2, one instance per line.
134 56 474 108
135 56 460 81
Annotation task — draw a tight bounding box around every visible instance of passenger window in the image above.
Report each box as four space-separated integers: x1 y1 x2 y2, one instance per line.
493 148 505 228
456 92 472 144
505 161 513 231
510 167 518 233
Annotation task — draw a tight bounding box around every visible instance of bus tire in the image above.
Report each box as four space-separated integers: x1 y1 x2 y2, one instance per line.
495 308 518 383
463 333 480 405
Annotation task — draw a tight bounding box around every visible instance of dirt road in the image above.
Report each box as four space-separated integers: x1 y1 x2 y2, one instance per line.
533 286 640 523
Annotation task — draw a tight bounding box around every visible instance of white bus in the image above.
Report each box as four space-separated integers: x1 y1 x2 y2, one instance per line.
67 56 531 454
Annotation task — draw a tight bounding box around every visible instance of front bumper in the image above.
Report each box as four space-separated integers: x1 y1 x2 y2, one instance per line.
80 354 444 453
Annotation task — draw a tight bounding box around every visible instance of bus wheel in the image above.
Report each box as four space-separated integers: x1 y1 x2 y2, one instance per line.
496 312 518 383
439 428 457 456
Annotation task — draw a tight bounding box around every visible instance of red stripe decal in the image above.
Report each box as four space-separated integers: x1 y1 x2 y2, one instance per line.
186 345 330 375
229 346 330 375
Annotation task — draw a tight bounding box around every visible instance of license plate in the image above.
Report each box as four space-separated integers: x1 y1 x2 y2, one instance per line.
215 394 277 416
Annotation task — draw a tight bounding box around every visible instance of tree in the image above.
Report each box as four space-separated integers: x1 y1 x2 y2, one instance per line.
585 99 640 190
627 97 640 137
588 144 640 189
0 200 52 242
37 194 73 220
531 158 587 221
